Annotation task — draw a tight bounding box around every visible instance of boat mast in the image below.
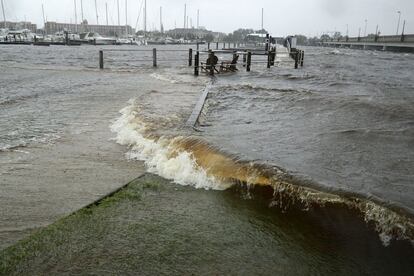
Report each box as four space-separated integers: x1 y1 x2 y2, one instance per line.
95 0 99 25
134 0 144 31
144 0 147 34
74 0 78 33
117 0 120 26
261 8 263 30
197 9 199 29
80 0 84 22
1 0 6 29
125 0 128 36
42 4 46 34
106 2 108 25
80 0 84 32
183 4 186 28
160 6 162 33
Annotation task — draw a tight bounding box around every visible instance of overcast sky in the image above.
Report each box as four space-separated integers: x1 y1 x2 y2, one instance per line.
2 0 413 37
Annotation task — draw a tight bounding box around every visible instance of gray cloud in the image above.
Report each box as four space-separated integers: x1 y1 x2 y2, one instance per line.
320 0 348 17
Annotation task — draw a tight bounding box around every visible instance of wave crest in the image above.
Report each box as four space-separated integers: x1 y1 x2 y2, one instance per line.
111 99 414 246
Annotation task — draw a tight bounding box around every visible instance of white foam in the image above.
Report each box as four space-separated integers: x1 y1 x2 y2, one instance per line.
150 73 178 84
329 49 341 55
111 101 414 246
110 100 230 190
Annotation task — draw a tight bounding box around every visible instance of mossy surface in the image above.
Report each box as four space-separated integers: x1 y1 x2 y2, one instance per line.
1 174 413 276
0 174 163 276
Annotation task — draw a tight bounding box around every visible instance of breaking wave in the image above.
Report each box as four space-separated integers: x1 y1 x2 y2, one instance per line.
110 101 229 190
111 99 414 247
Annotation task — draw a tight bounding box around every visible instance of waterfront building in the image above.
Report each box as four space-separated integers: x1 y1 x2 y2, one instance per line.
0 21 37 33
44 20 134 37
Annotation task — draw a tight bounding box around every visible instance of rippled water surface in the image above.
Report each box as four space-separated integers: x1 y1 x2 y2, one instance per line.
1 44 413 273
201 48 414 213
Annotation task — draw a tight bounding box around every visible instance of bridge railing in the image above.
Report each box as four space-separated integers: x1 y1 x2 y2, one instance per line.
402 34 414 43
325 33 413 44
377 35 402 43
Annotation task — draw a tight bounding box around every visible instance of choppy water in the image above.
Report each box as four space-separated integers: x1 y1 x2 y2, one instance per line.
1 44 414 272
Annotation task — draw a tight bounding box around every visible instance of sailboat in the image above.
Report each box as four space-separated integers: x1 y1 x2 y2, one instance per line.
79 32 117 45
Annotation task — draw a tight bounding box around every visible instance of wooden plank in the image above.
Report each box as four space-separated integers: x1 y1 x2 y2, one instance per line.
186 78 216 127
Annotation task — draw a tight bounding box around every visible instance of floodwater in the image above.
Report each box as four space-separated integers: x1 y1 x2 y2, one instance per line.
1 44 414 273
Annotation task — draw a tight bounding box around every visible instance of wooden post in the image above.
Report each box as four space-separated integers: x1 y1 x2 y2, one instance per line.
216 42 219 50
99 50 104 69
267 51 271 68
233 51 237 63
243 53 246 67
300 50 304 67
265 33 270 52
208 42 210 50
208 50 215 76
294 51 298 69
188 48 193 66
153 48 157 67
194 51 199 76
246 51 251 72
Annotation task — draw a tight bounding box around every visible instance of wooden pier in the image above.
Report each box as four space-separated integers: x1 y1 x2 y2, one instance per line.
99 48 305 73
97 37 304 74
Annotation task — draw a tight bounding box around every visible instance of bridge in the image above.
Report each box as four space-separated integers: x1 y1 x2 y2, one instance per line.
320 34 414 53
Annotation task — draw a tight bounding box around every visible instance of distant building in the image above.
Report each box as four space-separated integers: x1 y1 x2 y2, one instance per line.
0 21 37 33
44 21 134 37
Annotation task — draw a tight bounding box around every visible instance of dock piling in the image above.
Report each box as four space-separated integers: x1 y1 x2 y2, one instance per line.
270 48 276 66
208 50 215 76
246 51 252 72
300 50 304 67
99 50 104 69
243 53 246 67
294 51 299 69
194 51 199 76
153 48 157 67
267 51 271 69
265 34 270 52
188 48 193 66
216 42 219 50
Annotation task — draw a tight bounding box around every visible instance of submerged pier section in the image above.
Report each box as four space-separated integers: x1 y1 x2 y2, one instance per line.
98 34 305 74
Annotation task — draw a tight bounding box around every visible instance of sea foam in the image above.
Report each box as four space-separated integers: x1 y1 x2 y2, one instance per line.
110 100 230 190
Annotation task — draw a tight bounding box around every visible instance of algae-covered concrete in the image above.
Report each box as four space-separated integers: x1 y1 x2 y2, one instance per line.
2 174 414 276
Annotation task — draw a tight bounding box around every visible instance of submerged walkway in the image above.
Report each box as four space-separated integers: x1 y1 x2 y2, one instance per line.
2 174 413 275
